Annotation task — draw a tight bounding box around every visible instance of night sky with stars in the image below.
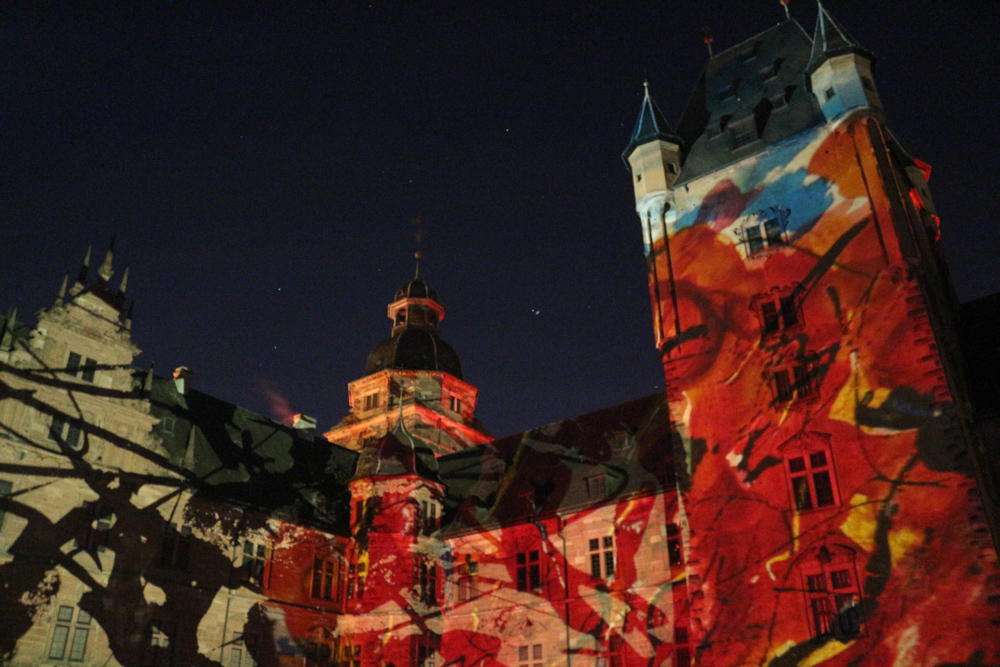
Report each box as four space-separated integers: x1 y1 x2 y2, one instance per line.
2 1 998 438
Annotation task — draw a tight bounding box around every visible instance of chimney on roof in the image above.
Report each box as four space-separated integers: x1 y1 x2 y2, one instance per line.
293 413 317 436
173 366 193 395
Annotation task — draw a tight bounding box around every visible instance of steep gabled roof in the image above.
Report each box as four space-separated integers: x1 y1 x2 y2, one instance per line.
437 392 676 534
807 1 874 73
622 84 682 162
147 373 356 534
674 19 824 183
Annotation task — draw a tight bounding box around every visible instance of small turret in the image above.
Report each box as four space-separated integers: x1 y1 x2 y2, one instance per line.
623 83 683 195
807 1 882 121
623 83 683 230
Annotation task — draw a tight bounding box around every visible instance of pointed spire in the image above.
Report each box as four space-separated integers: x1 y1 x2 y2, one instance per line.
0 308 15 352
57 275 68 301
702 26 714 57
622 82 681 162
780 0 791 19
98 235 116 281
143 362 155 394
77 246 92 284
119 266 129 295
808 1 873 72
412 216 424 279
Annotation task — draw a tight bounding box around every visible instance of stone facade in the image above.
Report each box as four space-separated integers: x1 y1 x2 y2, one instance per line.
1 7 999 667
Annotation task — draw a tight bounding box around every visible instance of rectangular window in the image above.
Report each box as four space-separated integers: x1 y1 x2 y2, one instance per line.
773 363 814 403
48 605 89 661
607 636 625 667
456 557 477 602
144 620 176 667
413 636 438 667
311 557 338 600
229 632 257 667
67 352 82 376
804 563 863 639
518 644 543 667
241 540 267 586
81 358 97 383
779 295 799 328
159 524 192 569
449 395 462 413
761 301 780 334
587 475 607 500
516 550 541 591
743 210 788 255
65 421 82 449
364 393 380 410
787 450 837 511
589 536 615 579
0 479 12 530
731 121 758 148
50 414 67 442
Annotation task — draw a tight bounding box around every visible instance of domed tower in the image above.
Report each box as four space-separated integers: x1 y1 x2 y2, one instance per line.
325 273 492 455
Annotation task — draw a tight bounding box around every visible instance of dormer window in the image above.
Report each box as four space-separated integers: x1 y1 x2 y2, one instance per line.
730 119 758 149
825 87 836 101
363 393 380 411
718 82 738 102
395 311 407 325
587 475 607 501
449 395 462 413
741 42 760 62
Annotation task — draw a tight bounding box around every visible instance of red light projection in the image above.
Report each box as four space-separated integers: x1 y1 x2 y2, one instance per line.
641 113 1000 664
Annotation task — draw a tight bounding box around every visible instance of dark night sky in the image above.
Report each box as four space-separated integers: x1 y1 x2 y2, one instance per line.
2 1 998 438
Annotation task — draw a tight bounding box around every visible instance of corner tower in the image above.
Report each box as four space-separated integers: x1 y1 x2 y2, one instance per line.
325 273 491 455
625 6 999 666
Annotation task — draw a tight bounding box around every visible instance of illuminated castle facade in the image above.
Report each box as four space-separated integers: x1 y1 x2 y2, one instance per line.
1 6 998 667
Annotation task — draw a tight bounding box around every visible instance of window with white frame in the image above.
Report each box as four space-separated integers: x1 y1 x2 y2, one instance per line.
229 631 257 667
48 606 91 662
240 540 268 586
589 536 615 579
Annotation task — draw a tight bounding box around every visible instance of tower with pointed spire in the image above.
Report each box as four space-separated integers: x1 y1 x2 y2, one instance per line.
624 3 999 665
807 1 882 121
325 268 492 456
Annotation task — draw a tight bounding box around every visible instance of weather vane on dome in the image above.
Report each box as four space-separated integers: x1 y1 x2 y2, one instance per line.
412 215 424 279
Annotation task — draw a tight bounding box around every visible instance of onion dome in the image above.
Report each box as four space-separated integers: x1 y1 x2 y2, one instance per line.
363 277 464 379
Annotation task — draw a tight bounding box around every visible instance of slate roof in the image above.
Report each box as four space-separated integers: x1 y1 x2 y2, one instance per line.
622 84 682 163
807 2 874 74
0 312 31 353
365 329 464 379
673 19 825 184
147 373 357 534
437 392 676 535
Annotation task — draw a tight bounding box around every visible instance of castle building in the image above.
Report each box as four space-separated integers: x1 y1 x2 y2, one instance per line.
622 5 1000 664
0 5 998 667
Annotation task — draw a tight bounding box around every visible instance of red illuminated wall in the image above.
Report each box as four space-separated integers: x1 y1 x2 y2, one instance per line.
641 111 1000 665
